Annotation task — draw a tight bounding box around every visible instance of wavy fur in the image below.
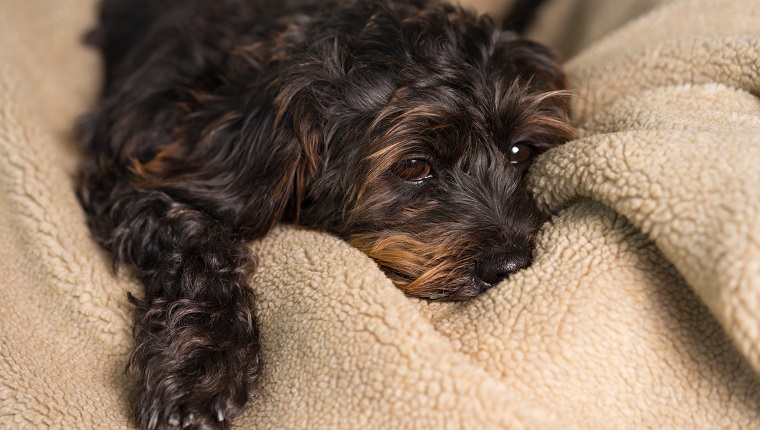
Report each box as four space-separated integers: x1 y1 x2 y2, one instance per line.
77 0 574 428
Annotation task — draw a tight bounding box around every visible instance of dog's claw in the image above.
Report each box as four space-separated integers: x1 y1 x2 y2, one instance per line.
216 409 224 422
167 412 181 427
182 413 195 428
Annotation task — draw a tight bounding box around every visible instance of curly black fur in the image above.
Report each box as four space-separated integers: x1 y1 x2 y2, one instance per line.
77 0 574 428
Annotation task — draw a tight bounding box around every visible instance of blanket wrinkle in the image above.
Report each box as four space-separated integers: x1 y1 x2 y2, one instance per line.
528 0 760 379
248 228 569 429
568 36 760 122
3 0 760 428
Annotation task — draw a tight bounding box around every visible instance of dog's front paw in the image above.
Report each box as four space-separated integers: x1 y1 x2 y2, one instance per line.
137 382 242 430
133 342 260 430
129 295 260 430
133 347 257 430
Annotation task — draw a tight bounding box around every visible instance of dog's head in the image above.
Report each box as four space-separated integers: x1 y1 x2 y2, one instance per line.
133 1 575 300
272 2 575 299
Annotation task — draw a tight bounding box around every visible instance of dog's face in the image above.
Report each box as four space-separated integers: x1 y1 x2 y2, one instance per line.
272 4 575 299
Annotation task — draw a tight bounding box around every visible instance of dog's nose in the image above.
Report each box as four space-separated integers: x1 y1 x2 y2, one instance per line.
475 250 532 285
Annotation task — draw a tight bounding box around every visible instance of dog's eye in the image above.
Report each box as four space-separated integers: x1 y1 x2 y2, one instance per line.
393 158 433 182
507 142 534 164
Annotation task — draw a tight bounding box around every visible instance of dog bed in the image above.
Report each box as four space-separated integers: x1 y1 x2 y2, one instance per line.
1 0 759 428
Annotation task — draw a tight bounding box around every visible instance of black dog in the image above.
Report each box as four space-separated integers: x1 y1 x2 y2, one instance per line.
77 0 574 428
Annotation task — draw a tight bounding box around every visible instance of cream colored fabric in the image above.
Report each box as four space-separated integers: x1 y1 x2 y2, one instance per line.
2 0 760 428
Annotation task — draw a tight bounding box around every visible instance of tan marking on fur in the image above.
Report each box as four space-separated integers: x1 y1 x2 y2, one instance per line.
348 232 475 297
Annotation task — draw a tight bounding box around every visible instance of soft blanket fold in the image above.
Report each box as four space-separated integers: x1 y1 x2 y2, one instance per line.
2 0 760 428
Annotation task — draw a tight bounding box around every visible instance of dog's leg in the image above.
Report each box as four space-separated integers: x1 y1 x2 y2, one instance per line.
79 167 259 430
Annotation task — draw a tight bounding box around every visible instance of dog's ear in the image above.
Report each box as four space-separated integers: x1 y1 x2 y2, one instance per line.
129 46 346 235
128 81 329 235
494 31 569 94
271 70 330 195
487 31 575 149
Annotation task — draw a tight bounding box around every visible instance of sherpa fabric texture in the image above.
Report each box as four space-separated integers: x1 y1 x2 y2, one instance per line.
2 0 760 428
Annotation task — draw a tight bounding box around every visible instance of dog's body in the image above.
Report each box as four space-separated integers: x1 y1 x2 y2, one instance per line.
77 0 574 428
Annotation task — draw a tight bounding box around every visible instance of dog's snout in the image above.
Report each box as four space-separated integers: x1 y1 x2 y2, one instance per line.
475 250 532 285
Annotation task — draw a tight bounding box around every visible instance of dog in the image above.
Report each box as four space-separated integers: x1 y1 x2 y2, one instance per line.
76 0 575 428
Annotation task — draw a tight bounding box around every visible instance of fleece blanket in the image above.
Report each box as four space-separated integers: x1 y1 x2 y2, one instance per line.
2 0 760 428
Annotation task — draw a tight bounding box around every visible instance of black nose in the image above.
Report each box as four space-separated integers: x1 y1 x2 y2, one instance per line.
475 250 532 285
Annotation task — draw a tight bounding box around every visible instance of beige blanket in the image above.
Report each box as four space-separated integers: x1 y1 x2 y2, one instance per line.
2 0 760 428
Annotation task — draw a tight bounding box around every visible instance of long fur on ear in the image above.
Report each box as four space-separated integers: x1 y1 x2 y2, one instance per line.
128 91 314 235
492 31 572 118
123 11 337 235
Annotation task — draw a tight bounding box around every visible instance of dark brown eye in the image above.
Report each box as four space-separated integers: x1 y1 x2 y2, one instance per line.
393 158 433 182
508 142 534 164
